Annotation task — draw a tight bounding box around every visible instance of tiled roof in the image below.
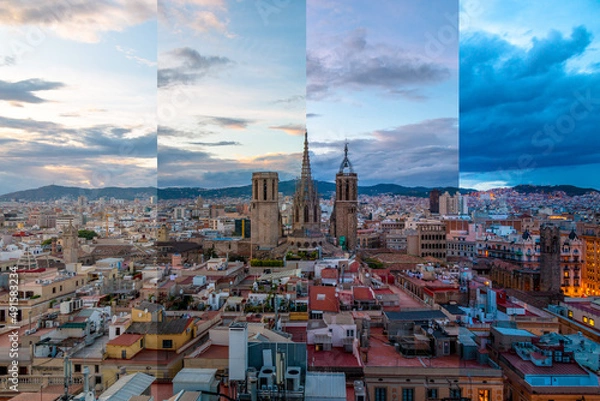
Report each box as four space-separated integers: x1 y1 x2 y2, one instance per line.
352 286 375 301
321 268 338 279
309 286 339 312
107 334 143 347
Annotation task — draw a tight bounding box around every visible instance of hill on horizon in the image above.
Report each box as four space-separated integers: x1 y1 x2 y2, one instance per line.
1 182 596 202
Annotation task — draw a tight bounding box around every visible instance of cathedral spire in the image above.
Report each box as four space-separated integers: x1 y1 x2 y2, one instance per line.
301 131 312 182
338 141 354 173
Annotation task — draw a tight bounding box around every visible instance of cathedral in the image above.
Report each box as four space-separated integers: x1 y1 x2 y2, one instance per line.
250 132 358 257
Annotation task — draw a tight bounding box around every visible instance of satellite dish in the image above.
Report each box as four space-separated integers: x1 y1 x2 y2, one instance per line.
427 328 434 335
111 315 117 324
144 308 148 314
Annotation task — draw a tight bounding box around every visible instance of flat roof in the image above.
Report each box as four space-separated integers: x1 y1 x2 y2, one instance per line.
173 368 217 385
305 372 347 399
494 327 536 337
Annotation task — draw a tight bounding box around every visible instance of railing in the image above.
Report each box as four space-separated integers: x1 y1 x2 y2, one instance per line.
0 375 83 392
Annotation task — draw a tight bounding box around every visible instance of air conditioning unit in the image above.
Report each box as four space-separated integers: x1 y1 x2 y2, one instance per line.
354 380 366 401
258 366 275 389
285 367 301 391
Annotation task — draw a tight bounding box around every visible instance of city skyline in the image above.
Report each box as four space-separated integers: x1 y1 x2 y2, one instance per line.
1 1 599 195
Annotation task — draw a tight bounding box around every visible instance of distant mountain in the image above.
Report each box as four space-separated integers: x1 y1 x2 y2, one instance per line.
0 185 157 201
0 182 475 201
158 181 472 200
513 185 599 197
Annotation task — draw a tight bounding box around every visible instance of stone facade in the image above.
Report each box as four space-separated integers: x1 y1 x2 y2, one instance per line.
330 143 358 251
539 224 561 293
250 171 281 249
62 222 79 264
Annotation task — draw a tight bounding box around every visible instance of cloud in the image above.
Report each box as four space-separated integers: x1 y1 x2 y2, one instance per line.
0 116 156 159
307 28 450 100
115 45 156 67
191 141 240 146
269 124 305 136
0 116 157 193
309 118 458 187
200 116 253 130
158 47 232 87
460 26 600 186
273 95 305 105
0 0 156 43
158 0 234 38
158 145 300 188
306 113 321 118
0 79 65 104
158 117 458 188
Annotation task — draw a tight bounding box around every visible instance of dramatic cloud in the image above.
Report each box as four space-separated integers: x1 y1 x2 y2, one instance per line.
0 0 156 43
158 145 300 188
0 79 65 104
460 26 600 187
158 47 232 87
0 115 156 193
307 28 450 100
308 118 458 187
269 124 305 136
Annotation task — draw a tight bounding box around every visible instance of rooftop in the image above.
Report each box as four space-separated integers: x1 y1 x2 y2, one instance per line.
98 373 155 401
126 318 193 335
107 334 144 347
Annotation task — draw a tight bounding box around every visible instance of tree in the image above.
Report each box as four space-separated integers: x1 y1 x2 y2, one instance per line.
78 229 98 240
41 238 56 246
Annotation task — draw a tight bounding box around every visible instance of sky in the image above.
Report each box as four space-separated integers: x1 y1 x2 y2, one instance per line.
2 1 599 195
306 0 459 188
0 0 158 195
459 0 600 191
157 0 306 188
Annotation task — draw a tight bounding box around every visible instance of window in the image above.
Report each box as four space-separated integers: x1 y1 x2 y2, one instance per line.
140 339 144 348
374 387 387 401
426 388 438 399
162 339 173 349
74 364 81 373
583 316 588 323
115 327 120 336
450 388 462 398
52 287 56 294
568 310 573 318
590 318 595 326
121 350 127 359
346 329 355 338
402 388 414 401
95 365 100 374
478 389 490 401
